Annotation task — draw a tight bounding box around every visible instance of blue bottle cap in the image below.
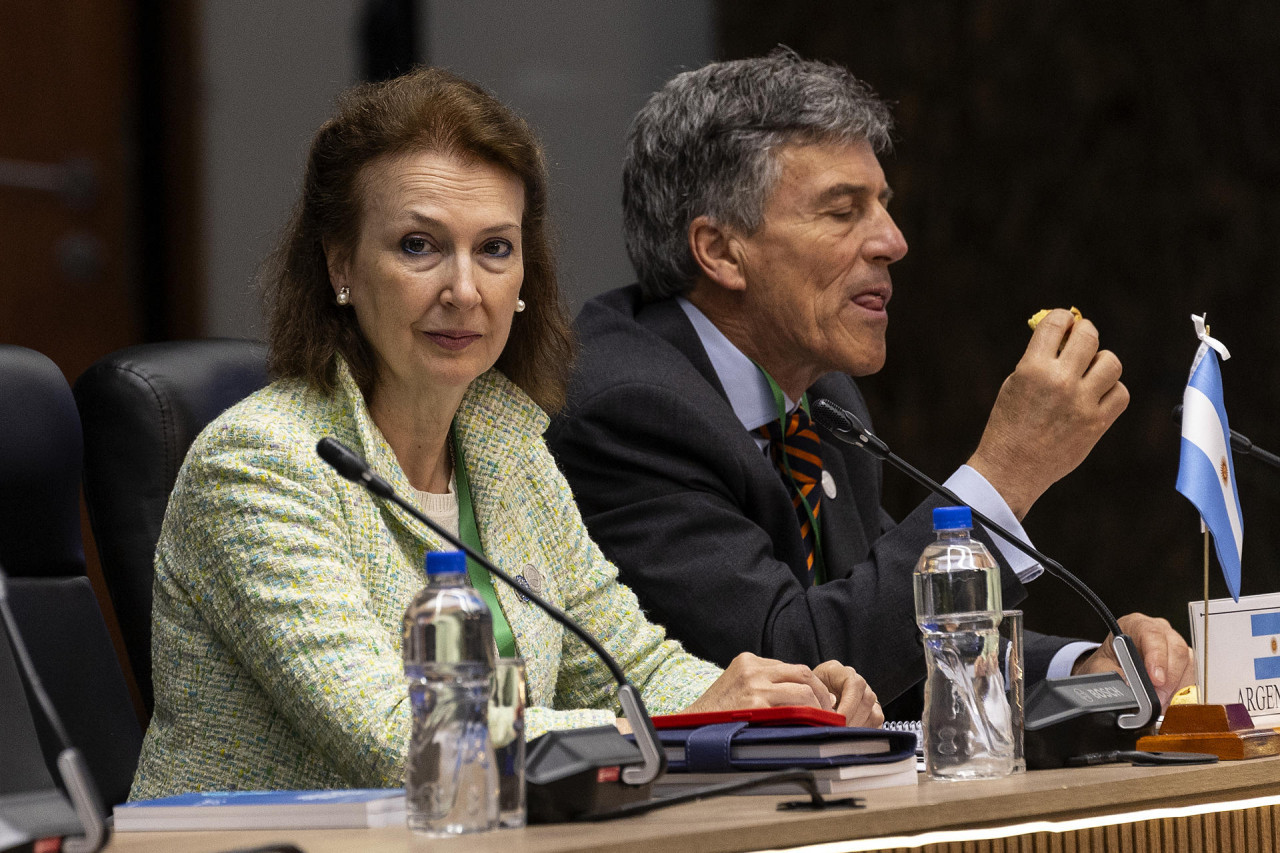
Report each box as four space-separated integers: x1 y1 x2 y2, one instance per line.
932 505 972 531
425 550 467 575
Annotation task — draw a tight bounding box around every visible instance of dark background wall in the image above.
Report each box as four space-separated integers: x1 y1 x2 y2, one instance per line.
718 1 1280 643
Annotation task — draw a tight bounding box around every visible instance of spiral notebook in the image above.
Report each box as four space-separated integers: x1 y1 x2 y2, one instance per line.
884 720 925 770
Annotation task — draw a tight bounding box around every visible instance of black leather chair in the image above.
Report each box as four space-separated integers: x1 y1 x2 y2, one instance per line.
0 345 142 812
73 339 270 712
0 346 86 580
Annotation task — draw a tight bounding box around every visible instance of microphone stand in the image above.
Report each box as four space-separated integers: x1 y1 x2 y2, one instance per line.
315 437 666 788
810 399 1160 732
0 563 109 853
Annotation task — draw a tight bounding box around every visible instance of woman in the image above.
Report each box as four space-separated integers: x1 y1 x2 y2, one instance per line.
130 67 881 799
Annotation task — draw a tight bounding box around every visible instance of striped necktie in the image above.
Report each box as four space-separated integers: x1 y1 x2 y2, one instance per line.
756 408 823 584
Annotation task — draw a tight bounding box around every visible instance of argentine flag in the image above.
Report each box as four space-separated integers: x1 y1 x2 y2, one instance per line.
1176 315 1243 602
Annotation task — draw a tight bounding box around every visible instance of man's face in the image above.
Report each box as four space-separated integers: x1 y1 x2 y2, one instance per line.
730 139 907 389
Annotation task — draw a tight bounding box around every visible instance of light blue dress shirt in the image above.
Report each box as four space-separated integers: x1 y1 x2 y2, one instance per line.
676 298 1096 678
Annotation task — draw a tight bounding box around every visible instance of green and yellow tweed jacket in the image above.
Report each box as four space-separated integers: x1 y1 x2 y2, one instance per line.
129 360 719 798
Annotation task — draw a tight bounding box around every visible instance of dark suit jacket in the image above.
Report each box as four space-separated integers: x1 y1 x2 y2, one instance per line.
546 285 1078 705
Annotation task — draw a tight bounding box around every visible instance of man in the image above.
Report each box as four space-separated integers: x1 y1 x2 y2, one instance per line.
546 51 1194 710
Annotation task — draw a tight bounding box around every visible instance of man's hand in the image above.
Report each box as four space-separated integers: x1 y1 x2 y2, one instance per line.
1071 612 1196 709
680 652 882 726
968 309 1129 519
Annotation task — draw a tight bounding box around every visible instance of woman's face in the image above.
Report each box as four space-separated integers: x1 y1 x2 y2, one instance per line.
331 150 525 399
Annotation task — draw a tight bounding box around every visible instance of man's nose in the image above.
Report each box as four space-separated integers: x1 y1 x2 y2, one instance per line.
869 209 908 264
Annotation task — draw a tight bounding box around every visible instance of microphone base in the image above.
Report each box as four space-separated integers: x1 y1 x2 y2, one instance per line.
1025 710 1152 769
1023 672 1154 769
525 726 652 823
528 778 654 823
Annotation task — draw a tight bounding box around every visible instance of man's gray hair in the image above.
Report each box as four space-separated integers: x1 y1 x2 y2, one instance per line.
622 49 894 300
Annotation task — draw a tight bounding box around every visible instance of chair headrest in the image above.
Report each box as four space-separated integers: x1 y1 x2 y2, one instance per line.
0 346 85 579
74 339 270 501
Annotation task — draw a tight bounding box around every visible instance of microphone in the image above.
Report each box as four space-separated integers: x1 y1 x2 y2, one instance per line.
315 437 665 820
1173 404 1280 471
0 563 109 853
811 398 1161 766
811 401 1125 637
316 435 395 495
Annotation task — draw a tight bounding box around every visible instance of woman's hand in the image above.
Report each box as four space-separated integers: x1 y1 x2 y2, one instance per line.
679 653 882 727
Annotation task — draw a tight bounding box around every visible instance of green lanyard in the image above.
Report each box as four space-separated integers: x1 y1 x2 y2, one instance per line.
451 430 517 658
756 366 828 586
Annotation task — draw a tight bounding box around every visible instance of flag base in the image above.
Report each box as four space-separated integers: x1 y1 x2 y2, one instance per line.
1137 703 1280 760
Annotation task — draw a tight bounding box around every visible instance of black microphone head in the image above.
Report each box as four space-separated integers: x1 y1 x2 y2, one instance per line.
811 398 891 459
812 398 857 433
316 437 370 483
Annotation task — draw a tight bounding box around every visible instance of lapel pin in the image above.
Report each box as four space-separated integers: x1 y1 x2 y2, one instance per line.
822 470 837 499
514 564 543 603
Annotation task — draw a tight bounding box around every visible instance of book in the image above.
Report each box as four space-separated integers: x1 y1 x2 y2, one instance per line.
663 735 891 764
112 788 406 832
651 706 846 729
645 724 916 772
652 755 919 796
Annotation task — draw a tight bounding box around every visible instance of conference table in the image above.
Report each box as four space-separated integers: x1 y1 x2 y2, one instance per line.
106 754 1280 853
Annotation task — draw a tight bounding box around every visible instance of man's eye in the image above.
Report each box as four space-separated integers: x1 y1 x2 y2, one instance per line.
481 239 513 258
401 236 431 255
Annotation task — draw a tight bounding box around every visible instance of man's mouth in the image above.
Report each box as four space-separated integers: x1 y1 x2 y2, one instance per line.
852 287 891 311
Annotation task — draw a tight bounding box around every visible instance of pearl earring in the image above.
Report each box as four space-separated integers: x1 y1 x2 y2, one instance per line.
335 286 350 306
515 298 526 313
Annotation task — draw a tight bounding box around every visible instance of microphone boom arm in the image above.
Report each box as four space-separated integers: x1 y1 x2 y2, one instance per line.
317 437 666 785
811 399 1158 730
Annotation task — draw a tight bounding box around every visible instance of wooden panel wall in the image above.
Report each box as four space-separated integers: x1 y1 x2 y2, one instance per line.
717 2 1280 652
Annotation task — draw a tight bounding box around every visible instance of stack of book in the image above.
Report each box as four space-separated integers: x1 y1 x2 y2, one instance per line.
640 708 920 797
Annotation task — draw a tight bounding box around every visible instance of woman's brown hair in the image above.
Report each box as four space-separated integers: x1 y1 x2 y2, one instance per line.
262 66 573 412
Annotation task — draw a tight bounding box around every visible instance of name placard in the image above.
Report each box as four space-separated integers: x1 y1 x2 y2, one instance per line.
1189 592 1280 725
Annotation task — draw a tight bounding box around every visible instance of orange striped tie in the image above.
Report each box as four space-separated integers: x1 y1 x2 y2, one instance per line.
757 408 823 585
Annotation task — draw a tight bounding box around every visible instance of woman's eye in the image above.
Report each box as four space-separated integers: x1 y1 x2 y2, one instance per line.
401 236 431 255
481 239 513 258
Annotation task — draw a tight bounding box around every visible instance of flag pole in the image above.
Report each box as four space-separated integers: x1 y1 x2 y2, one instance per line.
1151 314 1276 760
1202 525 1210 704
1199 320 1212 705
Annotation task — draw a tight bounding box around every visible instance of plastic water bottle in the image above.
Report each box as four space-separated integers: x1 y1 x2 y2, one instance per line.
402 550 498 835
913 505 1014 780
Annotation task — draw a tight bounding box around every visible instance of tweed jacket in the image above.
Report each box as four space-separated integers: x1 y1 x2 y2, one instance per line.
130 360 719 799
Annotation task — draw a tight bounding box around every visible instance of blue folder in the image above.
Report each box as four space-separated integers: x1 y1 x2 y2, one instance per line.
636 722 918 773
